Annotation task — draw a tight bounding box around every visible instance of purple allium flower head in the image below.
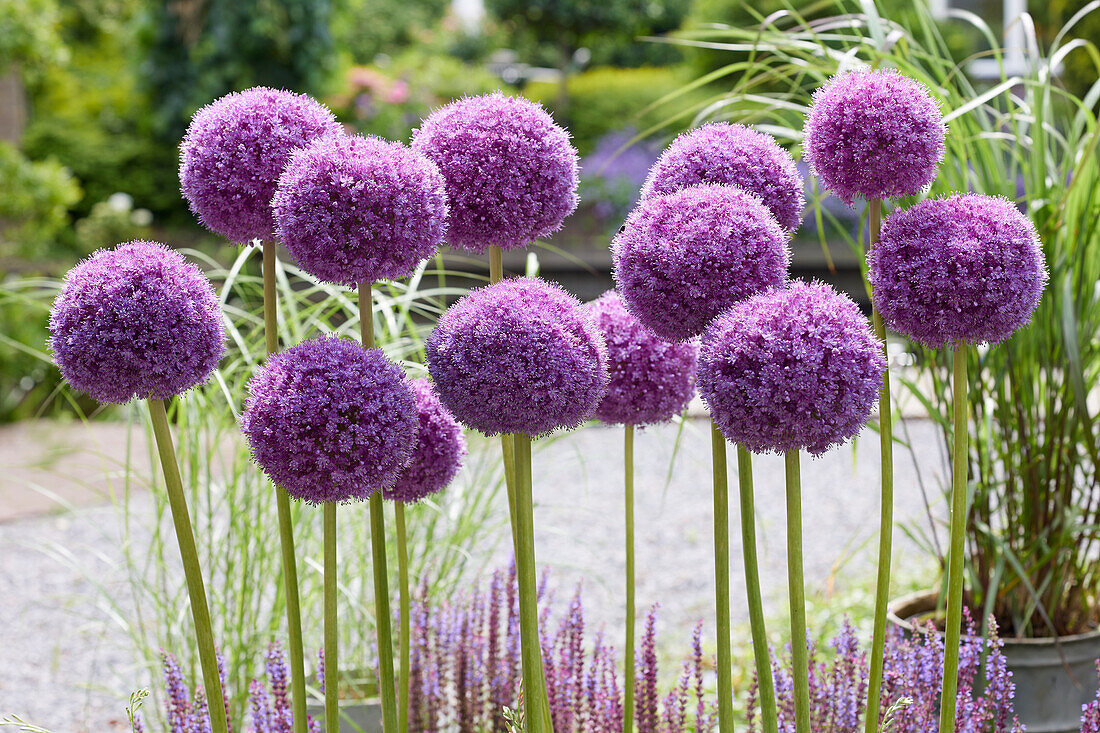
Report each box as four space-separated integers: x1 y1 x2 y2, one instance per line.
273 134 448 286
641 123 805 231
803 70 946 204
589 290 698 426
49 241 225 404
868 194 1047 348
384 378 467 503
411 92 579 253
241 337 417 503
180 87 341 243
613 183 790 342
698 281 885 455
426 277 608 436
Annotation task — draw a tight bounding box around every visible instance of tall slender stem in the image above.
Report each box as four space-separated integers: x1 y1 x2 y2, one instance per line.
359 280 398 732
785 449 810 733
323 502 338 733
147 397 230 733
737 445 778 733
395 503 411 733
711 421 733 732
512 432 551 729
865 197 894 733
489 244 504 284
623 424 636 733
262 242 309 733
489 245 522 565
939 346 969 732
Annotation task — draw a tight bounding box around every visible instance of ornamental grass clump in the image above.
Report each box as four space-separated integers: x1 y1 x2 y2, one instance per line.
640 123 805 232
49 240 230 733
868 193 1046 733
428 276 608 728
802 69 947 733
590 289 698 733
613 183 790 343
699 281 885 733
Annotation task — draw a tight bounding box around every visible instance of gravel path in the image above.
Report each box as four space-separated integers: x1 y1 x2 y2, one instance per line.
0 417 948 730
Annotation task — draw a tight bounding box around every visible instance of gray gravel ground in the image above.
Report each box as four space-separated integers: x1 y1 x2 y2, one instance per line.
0 417 948 731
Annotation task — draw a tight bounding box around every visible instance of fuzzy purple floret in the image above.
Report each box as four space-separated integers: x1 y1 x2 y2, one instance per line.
273 134 448 286
241 337 417 503
589 290 697 426
613 183 790 342
868 194 1047 348
426 277 608 436
180 87 341 243
803 70 946 204
698 281 885 455
411 92 579 253
385 378 467 503
49 241 225 404
641 123 805 231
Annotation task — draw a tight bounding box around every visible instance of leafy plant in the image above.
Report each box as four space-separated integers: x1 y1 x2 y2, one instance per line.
663 0 1100 637
0 141 82 263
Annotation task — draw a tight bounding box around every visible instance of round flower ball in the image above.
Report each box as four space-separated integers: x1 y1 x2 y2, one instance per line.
411 92 579 253
590 290 698 426
698 281 886 455
426 277 608 436
49 241 225 404
640 123 805 231
868 194 1046 348
241 337 417 503
803 70 946 204
384 378 467 503
613 183 789 342
180 87 341 243
273 134 448 286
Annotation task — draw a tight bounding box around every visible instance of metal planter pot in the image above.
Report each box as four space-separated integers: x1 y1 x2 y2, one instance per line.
889 590 1100 733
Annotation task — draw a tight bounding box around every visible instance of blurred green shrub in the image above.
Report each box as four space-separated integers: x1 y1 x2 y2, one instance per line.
524 66 707 154
0 0 67 76
74 192 153 253
332 0 450 63
145 0 336 140
330 51 501 141
0 141 81 261
487 0 689 68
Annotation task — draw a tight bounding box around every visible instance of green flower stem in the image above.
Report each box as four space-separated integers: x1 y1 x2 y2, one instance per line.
395 503 411 733
512 432 552 730
711 421 733 732
323 502 339 733
262 242 309 733
737 445 778 733
489 245 522 558
624 424 636 733
359 281 398 732
785 449 810 733
146 397 230 733
865 198 894 733
938 345 970 732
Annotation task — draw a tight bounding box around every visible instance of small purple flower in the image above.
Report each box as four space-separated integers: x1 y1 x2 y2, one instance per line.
180 87 342 243
698 281 885 455
613 183 790 342
426 277 608 436
589 290 698 426
384 378 468 503
411 92 579 253
803 69 946 204
49 241 225 404
273 134 448 286
868 193 1047 348
641 123 805 231
241 337 418 503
